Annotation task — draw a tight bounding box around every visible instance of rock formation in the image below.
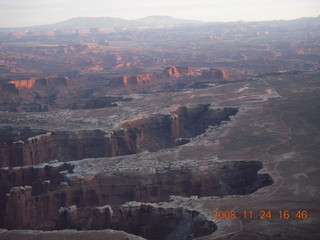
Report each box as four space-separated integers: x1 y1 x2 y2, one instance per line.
201 68 231 80
0 104 238 167
0 103 264 235
110 73 156 87
1 159 272 230
110 202 216 240
8 78 37 89
123 74 156 86
163 66 194 77
0 16 319 240
9 77 70 89
91 205 113 230
0 127 50 167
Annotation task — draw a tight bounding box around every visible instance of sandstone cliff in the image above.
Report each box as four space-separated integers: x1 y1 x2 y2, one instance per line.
0 104 238 168
1 159 272 230
108 202 216 240
163 66 194 77
201 68 231 80
109 74 156 87
9 77 70 89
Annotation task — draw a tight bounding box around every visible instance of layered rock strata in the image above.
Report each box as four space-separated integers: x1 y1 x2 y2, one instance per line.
1 159 272 230
201 68 231 80
91 202 216 240
9 77 70 89
0 104 238 167
163 66 195 77
109 74 156 87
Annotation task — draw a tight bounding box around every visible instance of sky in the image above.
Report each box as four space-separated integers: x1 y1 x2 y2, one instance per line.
0 0 319 28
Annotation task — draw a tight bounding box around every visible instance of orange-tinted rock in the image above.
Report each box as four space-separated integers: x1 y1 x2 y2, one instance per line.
9 77 70 89
163 66 194 77
110 74 156 87
9 78 37 89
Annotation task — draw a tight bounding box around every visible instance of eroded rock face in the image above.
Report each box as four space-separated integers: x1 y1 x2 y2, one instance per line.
0 77 72 112
124 74 156 86
0 104 238 167
1 159 272 230
91 205 113 230
0 102 272 237
0 162 71 228
110 74 156 87
0 104 273 239
171 105 237 138
112 202 216 240
201 68 231 80
0 127 50 168
163 66 194 78
9 77 70 89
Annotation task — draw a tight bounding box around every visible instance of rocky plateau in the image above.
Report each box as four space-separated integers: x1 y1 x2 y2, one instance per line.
0 16 320 240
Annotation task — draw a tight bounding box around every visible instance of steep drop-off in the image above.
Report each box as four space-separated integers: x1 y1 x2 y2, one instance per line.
0 103 267 238
1 160 272 230
9 77 70 89
109 74 156 88
100 202 216 240
201 68 231 81
0 104 238 168
163 66 195 78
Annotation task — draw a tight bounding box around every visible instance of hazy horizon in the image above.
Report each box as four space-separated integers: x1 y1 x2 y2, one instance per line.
0 0 319 28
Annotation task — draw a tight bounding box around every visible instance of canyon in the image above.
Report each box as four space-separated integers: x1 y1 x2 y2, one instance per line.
0 101 273 239
1 159 271 231
0 16 319 240
0 104 238 167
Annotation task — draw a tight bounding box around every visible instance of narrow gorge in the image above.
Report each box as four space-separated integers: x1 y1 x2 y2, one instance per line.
0 104 273 239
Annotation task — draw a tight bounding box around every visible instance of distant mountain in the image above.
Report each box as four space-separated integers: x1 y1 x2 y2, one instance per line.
0 16 204 32
50 17 129 29
0 16 319 33
133 16 202 25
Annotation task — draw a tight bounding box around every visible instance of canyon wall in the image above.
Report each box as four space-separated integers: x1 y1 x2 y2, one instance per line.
0 105 238 168
109 74 156 87
1 160 272 230
109 66 196 88
0 104 252 233
123 74 156 86
9 77 70 89
201 68 231 80
163 66 194 77
109 202 217 240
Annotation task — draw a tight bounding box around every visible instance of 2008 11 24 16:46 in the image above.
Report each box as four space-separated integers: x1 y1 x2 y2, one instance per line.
212 210 308 220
